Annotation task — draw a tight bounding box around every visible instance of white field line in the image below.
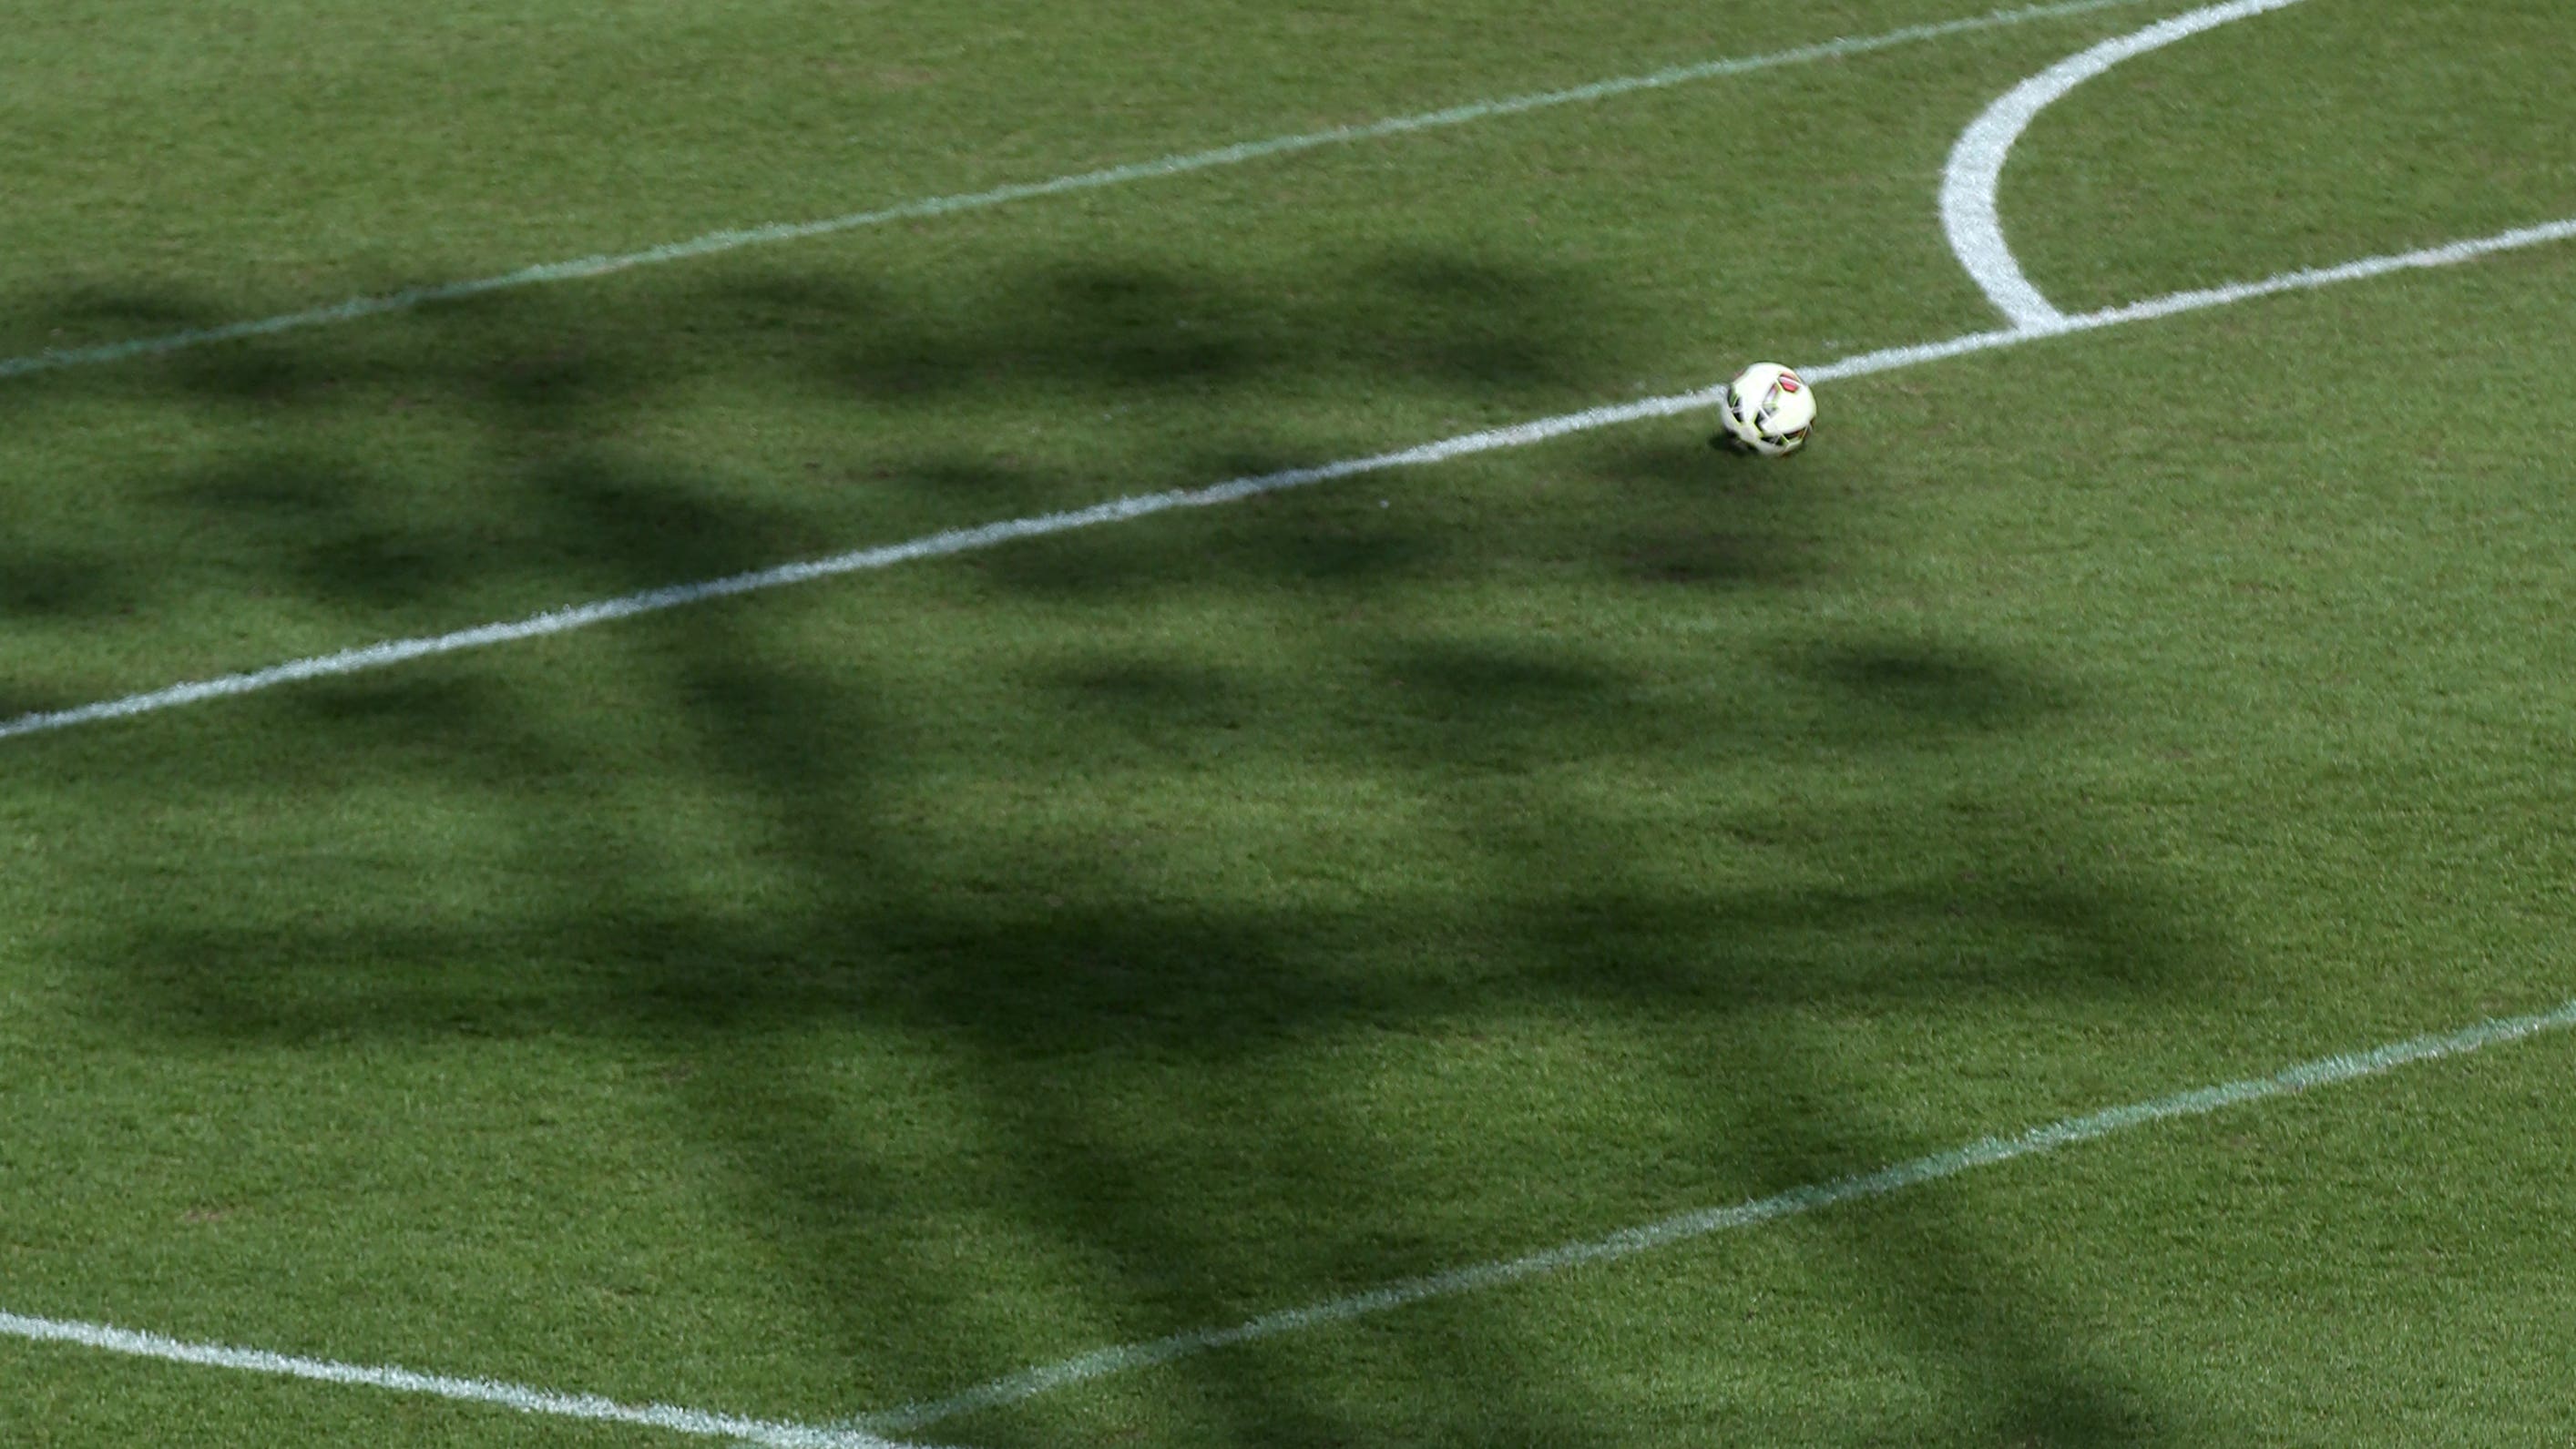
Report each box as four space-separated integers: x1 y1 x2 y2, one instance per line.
0 0 2164 385
5 212 2571 750
0 1310 918 1449
1939 0 2312 328
854 994 2576 1433
10 1002 2571 1443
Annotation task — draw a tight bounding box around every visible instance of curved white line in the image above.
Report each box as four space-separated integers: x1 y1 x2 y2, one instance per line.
0 0 2163 387
1940 0 2313 330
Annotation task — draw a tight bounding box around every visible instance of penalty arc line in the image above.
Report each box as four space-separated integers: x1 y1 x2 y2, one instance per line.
0 1310 925 1449
849 992 2576 1433
4 211 2572 750
0 0 2170 384
1939 0 2314 329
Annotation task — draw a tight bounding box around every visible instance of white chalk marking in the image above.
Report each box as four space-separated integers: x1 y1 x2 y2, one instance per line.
1939 0 2312 328
0 0 2162 384
14 1004 2566 1442
2056 214 2576 328
6 210 2570 750
854 994 2576 1432
0 1309 918 1448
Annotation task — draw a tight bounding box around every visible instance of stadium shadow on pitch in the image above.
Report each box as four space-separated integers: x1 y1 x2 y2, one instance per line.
11 252 2221 1446
0 541 138 621
89 630 2204 1446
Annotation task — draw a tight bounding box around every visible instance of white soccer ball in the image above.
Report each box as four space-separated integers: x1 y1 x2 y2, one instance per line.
1718 362 1816 456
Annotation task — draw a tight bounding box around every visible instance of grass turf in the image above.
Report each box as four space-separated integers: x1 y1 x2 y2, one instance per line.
4 0 2573 1444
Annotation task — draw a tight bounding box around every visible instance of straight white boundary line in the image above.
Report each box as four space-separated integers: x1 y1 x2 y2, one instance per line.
1938 0 2311 327
5 212 2571 750
0 1309 919 1449
0 0 2162 384
10 997 2571 1443
851 993 2576 1433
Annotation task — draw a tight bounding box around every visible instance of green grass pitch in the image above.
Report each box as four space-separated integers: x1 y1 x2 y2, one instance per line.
3 1 2573 1444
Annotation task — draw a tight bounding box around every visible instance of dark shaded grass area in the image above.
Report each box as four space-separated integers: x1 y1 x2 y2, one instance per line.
1 250 2213 1447
0 244 1643 690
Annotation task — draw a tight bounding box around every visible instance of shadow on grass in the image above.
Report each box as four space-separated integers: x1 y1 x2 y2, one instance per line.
4 248 2223 1447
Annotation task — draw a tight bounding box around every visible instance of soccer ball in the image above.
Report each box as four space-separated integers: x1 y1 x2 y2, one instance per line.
1715 362 1815 456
